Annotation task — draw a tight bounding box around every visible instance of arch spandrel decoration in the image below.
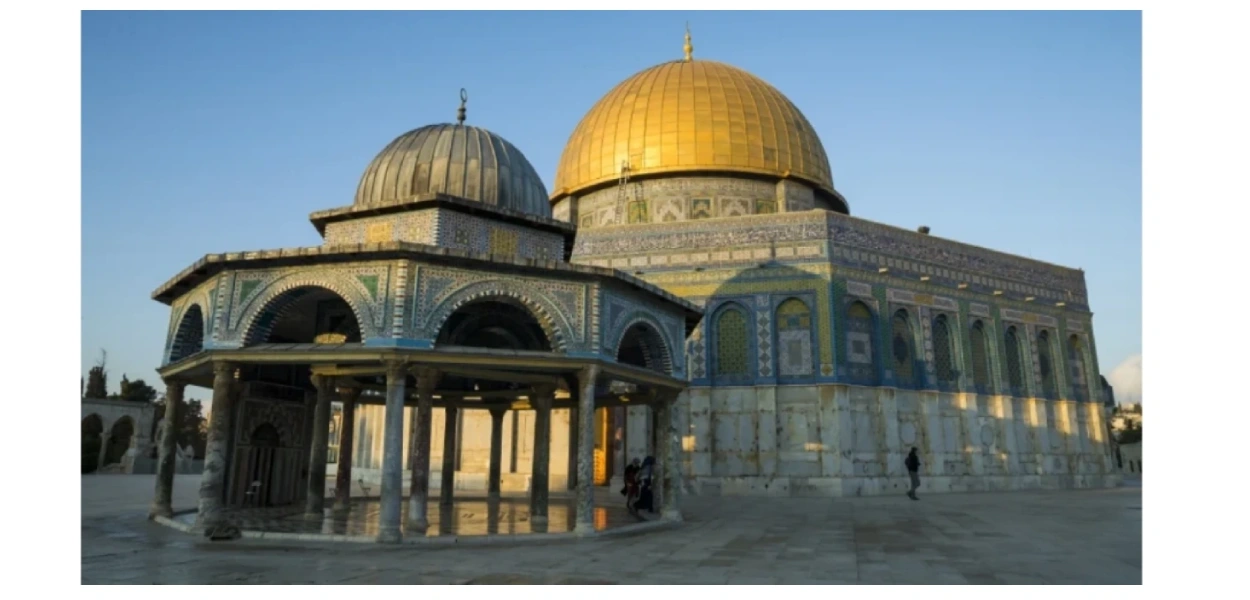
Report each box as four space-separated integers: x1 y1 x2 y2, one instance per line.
423 280 578 353
233 272 379 345
608 311 680 376
610 313 678 376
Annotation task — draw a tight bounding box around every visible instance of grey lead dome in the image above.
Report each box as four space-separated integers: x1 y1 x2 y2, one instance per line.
354 123 551 218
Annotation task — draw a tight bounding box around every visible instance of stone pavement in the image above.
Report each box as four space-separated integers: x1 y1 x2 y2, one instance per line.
81 475 1141 584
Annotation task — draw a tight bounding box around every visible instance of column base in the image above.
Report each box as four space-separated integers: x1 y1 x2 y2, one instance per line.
531 514 548 525
148 502 173 520
573 522 596 537
377 529 402 544
661 509 683 522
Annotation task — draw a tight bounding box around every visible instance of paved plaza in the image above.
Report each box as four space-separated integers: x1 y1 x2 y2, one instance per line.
81 475 1141 584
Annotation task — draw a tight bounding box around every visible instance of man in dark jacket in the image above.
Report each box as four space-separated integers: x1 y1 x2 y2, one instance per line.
905 447 921 500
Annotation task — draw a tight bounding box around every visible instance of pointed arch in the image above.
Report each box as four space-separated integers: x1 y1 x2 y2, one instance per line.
970 320 994 394
891 309 921 389
167 303 206 364
844 300 879 385
711 302 752 381
612 314 675 376
776 297 814 379
932 313 957 391
1004 325 1026 397
1067 334 1089 401
1037 329 1060 400
426 281 573 353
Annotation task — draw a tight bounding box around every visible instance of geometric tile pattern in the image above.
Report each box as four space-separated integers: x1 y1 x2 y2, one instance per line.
714 306 750 377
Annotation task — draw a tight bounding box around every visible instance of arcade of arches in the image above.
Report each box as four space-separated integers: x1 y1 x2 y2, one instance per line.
150 284 691 542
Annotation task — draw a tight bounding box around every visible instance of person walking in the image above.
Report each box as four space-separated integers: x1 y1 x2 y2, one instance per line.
905 447 921 500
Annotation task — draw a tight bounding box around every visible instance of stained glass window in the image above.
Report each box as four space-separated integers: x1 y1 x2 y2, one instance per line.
845 301 877 385
891 310 918 388
1038 330 1058 400
1005 326 1025 396
1068 335 1087 401
715 306 749 377
933 315 956 390
777 299 813 377
971 321 992 394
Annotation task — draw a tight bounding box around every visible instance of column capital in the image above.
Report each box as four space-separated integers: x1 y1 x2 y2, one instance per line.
212 361 236 379
531 384 557 410
578 365 601 387
338 386 363 402
162 378 188 396
383 360 408 382
488 406 508 420
413 366 440 394
310 372 332 391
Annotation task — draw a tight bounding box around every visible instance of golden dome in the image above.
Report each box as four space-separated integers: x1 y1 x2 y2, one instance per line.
552 58 843 211
355 123 551 218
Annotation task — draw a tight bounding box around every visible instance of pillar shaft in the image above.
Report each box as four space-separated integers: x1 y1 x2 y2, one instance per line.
305 374 335 516
488 408 506 498
530 388 555 521
97 432 111 472
574 366 599 535
377 362 407 543
567 403 579 491
196 362 236 528
656 391 682 520
440 406 458 505
333 388 360 511
407 368 437 530
150 379 186 519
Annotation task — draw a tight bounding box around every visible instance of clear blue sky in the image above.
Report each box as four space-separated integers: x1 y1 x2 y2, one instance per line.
82 11 1141 401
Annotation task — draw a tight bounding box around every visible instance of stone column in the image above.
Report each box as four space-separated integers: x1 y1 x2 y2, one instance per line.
440 406 458 506
567 401 579 491
488 407 507 499
196 361 236 529
530 386 555 523
333 387 361 512
149 379 186 519
574 366 599 535
377 361 407 543
656 390 682 521
305 374 335 516
407 367 437 531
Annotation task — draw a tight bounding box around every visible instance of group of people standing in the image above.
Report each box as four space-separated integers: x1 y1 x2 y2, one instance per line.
622 456 656 516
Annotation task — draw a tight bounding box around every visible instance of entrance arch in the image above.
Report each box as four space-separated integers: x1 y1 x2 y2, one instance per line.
82 414 103 474
242 285 364 347
614 320 673 375
102 417 135 469
241 423 282 508
168 304 206 363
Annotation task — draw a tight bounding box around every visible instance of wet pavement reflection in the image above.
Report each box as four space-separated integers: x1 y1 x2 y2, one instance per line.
170 494 640 537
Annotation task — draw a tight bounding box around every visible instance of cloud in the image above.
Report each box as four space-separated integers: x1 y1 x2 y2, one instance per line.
1106 353 1142 406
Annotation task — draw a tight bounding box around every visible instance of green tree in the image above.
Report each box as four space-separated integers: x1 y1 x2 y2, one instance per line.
118 376 158 403
85 349 108 399
1117 420 1142 444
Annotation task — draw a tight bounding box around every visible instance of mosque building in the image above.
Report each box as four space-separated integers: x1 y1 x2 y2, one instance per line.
146 33 1119 540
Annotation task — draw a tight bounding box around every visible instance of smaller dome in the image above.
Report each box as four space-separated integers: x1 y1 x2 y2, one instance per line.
354 123 550 218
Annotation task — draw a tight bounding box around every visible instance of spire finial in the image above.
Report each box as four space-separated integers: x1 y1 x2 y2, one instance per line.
683 23 693 62
456 88 468 125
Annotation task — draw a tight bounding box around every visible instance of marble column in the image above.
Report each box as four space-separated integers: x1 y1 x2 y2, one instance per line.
333 387 361 512
196 361 236 529
440 406 458 506
488 407 507 499
574 366 599 535
377 361 407 543
530 386 555 523
407 367 437 531
567 402 579 491
149 379 186 519
305 374 335 516
657 390 682 521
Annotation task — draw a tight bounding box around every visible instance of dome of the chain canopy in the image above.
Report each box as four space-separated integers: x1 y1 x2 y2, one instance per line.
354 122 551 218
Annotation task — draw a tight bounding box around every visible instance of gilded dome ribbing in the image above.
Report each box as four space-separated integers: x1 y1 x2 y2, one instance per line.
551 59 837 206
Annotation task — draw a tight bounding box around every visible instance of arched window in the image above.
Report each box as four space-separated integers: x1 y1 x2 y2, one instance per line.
932 314 957 390
1068 334 1087 401
714 305 750 378
776 299 813 378
891 309 919 388
845 301 878 385
1004 326 1025 397
970 320 993 394
1038 330 1059 400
